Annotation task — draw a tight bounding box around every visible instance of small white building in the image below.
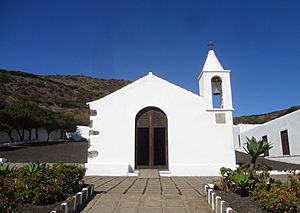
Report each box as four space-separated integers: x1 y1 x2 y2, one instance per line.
86 46 236 176
233 109 300 164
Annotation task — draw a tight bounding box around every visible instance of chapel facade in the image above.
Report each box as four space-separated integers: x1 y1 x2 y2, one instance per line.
86 46 236 176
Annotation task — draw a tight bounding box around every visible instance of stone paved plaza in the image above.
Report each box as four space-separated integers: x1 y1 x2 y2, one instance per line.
82 176 218 213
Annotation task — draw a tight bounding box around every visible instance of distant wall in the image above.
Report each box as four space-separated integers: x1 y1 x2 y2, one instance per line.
233 110 300 157
233 124 260 148
0 128 62 143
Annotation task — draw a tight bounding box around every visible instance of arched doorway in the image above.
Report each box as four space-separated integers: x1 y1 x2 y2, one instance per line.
135 107 168 170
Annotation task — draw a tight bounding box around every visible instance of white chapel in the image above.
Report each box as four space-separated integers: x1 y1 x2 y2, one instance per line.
86 45 236 176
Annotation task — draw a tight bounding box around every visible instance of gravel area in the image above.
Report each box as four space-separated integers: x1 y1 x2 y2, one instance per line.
236 151 300 170
0 141 88 163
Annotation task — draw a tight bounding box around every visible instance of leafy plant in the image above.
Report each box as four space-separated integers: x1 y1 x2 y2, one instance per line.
216 167 235 192
51 162 85 194
0 165 18 213
23 162 46 176
231 170 255 196
244 137 272 168
0 164 15 175
287 170 300 198
253 183 297 212
0 162 86 210
217 166 256 196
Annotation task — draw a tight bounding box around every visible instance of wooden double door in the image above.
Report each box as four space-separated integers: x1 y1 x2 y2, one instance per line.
135 107 168 169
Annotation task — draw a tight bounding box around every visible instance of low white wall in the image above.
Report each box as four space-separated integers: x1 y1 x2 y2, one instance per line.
0 128 62 143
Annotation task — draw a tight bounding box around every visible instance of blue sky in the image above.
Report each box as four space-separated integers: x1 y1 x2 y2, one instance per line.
1 0 300 116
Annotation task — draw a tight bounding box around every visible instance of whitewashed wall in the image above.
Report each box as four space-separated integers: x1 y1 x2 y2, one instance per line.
233 124 260 149
86 73 236 176
233 110 300 157
0 128 62 143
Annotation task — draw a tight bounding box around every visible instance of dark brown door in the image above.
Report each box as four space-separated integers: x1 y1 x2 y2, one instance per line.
281 130 290 155
262 135 269 157
135 107 168 169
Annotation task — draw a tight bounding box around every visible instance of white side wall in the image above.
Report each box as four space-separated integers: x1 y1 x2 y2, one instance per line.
234 110 300 157
86 74 236 176
233 124 261 149
0 128 62 143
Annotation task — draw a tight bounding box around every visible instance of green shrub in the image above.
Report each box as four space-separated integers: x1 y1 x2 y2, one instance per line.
51 162 85 194
0 165 18 212
231 170 255 196
253 183 297 212
217 165 256 196
0 162 86 211
15 166 64 204
287 170 300 198
218 165 298 212
23 162 46 176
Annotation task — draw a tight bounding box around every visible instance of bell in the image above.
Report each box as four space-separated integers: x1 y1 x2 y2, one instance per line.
213 86 221 95
212 77 222 95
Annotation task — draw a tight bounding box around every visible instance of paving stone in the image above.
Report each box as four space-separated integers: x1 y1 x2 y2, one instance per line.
187 200 208 208
81 176 215 213
119 201 140 208
89 206 116 213
164 208 188 213
164 199 185 207
142 200 162 207
163 194 181 199
138 169 160 179
188 208 212 213
181 194 201 200
142 195 162 201
115 208 139 213
139 207 163 213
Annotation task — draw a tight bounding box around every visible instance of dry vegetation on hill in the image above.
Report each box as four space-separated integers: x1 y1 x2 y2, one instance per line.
0 69 131 125
233 106 300 125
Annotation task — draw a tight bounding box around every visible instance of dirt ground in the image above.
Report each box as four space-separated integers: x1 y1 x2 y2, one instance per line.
0 141 88 163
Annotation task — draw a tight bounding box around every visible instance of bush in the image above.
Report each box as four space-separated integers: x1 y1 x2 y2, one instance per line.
217 165 299 212
287 170 300 198
51 162 85 194
216 165 257 196
252 183 297 212
0 165 18 212
0 162 86 211
15 165 64 204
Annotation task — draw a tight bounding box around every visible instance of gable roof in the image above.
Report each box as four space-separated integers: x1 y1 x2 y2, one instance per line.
87 72 201 105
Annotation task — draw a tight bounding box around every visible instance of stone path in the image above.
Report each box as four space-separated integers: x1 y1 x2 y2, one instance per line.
81 176 218 213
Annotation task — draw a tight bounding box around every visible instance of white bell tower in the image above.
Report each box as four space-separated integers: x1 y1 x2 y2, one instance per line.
198 43 233 110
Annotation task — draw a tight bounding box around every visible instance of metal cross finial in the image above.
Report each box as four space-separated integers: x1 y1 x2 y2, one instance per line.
208 41 214 50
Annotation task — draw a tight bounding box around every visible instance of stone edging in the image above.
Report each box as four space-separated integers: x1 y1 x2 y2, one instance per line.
50 184 94 213
204 184 238 213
